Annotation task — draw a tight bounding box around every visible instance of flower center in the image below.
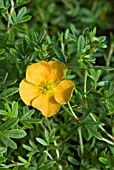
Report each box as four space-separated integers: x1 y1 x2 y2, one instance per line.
39 80 55 94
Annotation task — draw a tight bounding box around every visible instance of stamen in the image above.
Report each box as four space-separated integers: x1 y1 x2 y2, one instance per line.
39 80 55 94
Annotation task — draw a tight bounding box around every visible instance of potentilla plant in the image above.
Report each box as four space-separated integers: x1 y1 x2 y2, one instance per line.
0 0 114 170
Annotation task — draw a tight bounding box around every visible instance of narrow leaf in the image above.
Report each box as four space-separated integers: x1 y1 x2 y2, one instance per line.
0 134 17 149
37 29 46 43
37 153 47 168
68 156 80 165
0 110 8 115
63 123 80 143
0 156 7 163
0 0 4 8
0 147 7 154
17 7 26 18
77 35 85 53
36 137 48 146
51 44 66 63
0 118 18 131
21 109 35 120
41 161 55 169
0 87 18 99
12 102 18 117
18 156 28 163
0 49 5 55
17 15 32 23
70 24 78 37
3 129 26 138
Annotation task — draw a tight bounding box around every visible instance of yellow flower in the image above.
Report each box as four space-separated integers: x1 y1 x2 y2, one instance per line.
19 61 75 117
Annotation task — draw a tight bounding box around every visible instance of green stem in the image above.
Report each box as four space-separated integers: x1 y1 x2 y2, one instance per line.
7 0 14 33
67 102 80 122
90 113 114 142
102 138 114 146
45 118 61 160
0 163 25 168
84 69 88 98
78 127 84 156
106 43 114 67
44 151 62 170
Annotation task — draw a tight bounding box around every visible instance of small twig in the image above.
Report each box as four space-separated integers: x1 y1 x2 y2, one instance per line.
0 162 25 168
78 127 84 156
84 69 88 98
106 43 114 67
90 113 114 142
7 0 14 33
54 140 60 159
44 151 62 170
67 102 80 122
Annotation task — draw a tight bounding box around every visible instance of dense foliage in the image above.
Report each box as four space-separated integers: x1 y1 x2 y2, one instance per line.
0 0 114 169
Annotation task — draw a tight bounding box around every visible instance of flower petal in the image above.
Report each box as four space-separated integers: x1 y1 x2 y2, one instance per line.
19 79 41 105
32 94 61 117
48 61 66 83
26 61 51 85
54 80 75 104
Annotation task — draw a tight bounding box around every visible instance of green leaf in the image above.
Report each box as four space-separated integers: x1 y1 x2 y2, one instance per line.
17 7 27 18
37 153 47 168
70 24 78 37
77 35 85 53
17 15 32 23
37 29 46 43
3 129 26 138
0 0 4 8
97 81 109 86
58 159 68 167
51 44 66 63
44 129 49 143
0 147 7 154
68 33 77 42
12 10 17 23
18 156 28 163
108 106 114 113
48 144 59 150
0 110 8 115
24 118 42 124
0 56 5 60
90 91 103 99
22 144 32 151
21 109 35 120
63 123 80 143
29 140 38 150
16 0 31 7
12 102 18 117
0 134 17 149
0 156 7 163
36 137 48 146
25 35 32 46
98 36 106 42
0 118 18 131
87 126 102 140
80 105 94 122
68 156 80 165
0 49 5 55
100 44 107 48
41 161 55 169
99 157 110 165
92 27 96 36
21 121 33 129
0 87 19 99
94 66 114 71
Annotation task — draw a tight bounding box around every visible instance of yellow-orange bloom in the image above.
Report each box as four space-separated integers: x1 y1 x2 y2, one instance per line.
19 61 75 117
